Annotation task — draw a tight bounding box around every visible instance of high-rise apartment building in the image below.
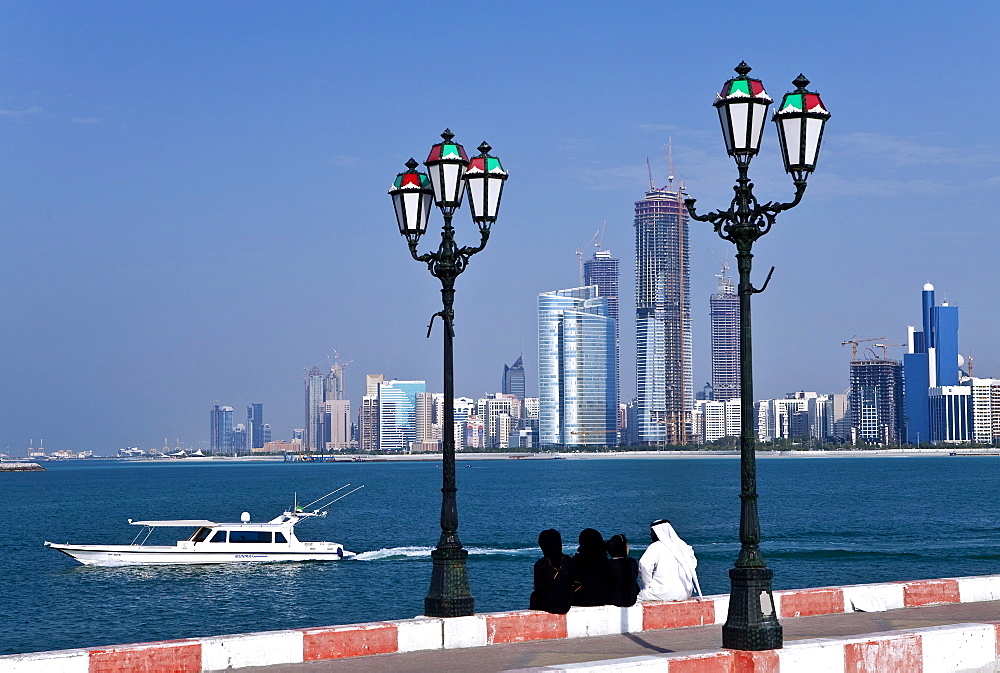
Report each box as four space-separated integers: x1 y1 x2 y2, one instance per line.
322 399 351 450
584 249 620 416
359 374 384 452
538 286 617 447
246 403 264 451
635 182 692 445
502 356 526 400
710 261 740 402
849 359 904 444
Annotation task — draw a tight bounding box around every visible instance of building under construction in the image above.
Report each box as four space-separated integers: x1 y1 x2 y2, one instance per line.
849 358 904 445
635 180 692 445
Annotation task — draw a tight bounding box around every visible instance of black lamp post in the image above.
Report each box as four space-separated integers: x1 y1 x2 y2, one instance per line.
684 63 830 651
388 129 508 618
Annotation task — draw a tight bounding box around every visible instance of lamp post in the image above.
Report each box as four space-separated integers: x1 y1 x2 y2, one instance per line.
388 129 508 618
684 63 830 650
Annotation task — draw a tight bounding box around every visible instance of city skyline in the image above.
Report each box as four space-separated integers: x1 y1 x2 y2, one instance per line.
2 3 997 451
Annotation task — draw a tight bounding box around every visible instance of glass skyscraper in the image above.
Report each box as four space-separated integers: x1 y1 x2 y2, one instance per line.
304 366 325 452
583 249 620 415
538 286 617 447
502 355 526 400
710 262 740 402
377 380 426 452
904 283 961 444
634 184 691 445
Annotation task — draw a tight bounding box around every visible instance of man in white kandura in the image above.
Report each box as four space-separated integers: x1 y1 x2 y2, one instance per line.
638 519 702 602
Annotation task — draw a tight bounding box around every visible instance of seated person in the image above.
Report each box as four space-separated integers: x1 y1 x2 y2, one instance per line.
605 533 640 607
638 519 701 602
572 528 610 607
529 529 575 614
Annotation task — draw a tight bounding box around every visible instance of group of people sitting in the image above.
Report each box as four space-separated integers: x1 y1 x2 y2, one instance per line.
529 519 701 614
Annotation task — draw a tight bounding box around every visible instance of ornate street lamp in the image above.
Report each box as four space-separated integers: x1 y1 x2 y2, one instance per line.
388 129 508 618
685 63 830 651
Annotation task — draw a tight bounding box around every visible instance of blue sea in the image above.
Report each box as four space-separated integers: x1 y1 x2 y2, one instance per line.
3 456 999 655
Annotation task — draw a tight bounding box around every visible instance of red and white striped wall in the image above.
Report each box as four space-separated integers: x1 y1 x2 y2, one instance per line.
2 574 998 672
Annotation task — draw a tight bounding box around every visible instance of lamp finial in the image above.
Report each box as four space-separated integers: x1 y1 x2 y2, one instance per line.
792 74 810 92
441 128 455 142
477 141 492 155
735 61 752 76
405 157 419 170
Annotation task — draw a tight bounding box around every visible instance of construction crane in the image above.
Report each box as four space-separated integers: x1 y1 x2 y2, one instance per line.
873 343 905 359
575 227 604 286
841 336 887 360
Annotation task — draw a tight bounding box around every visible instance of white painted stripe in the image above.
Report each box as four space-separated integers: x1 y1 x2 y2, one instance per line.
843 582 906 612
919 623 997 673
566 605 621 638
442 615 487 649
777 637 847 672
0 649 90 673
957 574 1000 603
394 617 443 652
200 629 303 671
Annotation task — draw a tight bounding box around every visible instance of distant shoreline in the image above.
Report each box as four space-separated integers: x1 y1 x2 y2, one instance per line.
12 448 999 464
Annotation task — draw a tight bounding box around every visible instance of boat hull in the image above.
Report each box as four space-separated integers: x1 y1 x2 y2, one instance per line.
45 543 355 567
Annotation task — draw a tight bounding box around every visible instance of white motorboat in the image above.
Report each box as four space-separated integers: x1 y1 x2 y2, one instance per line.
44 486 362 566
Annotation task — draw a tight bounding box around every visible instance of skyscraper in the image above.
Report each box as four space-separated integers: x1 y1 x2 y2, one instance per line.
326 362 345 401
710 261 740 402
502 355 526 400
538 286 617 447
377 380 425 452
634 182 692 445
246 403 264 451
849 358 903 444
359 374 384 452
584 249 620 415
304 366 325 452
210 404 234 454
903 283 960 444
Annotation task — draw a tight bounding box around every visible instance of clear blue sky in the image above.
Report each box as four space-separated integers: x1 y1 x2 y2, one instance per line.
2 1 997 453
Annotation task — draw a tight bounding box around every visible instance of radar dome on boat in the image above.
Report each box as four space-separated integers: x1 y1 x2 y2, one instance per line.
241 512 250 523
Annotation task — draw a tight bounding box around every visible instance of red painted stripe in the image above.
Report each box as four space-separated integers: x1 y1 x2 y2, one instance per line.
667 650 732 672
301 623 398 661
485 611 567 644
89 640 201 673
903 579 960 607
642 599 715 630
779 587 845 618
844 634 922 673
731 649 780 673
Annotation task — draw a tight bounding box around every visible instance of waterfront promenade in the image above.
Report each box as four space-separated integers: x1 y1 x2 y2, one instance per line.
6 574 999 672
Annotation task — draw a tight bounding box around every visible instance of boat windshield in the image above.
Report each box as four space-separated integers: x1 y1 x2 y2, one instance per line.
191 527 212 543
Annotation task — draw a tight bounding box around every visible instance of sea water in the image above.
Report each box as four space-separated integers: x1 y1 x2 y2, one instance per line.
2 456 998 655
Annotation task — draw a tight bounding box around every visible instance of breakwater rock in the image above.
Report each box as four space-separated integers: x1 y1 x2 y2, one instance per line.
0 462 45 471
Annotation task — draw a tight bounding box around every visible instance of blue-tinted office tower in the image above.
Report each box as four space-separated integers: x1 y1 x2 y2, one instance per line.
904 283 960 443
538 286 617 447
502 356 526 400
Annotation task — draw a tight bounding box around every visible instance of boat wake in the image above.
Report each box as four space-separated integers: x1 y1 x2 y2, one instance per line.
352 546 537 561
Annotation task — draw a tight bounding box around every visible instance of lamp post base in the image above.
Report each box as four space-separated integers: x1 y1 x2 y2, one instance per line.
722 567 783 650
424 546 474 618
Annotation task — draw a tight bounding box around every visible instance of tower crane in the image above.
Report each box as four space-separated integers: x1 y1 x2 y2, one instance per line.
841 336 887 360
873 343 905 360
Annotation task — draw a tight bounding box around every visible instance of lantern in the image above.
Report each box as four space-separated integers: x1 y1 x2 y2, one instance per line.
389 158 434 243
714 62 773 159
773 75 830 179
464 142 508 224
424 129 469 211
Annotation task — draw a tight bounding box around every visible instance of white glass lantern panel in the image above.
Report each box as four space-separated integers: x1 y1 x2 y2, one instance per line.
804 118 823 166
419 193 433 229
780 117 803 165
729 102 749 151
428 167 444 203
718 106 733 153
486 177 504 219
468 179 485 219
393 193 407 234
443 163 464 203
750 103 767 151
403 192 426 233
